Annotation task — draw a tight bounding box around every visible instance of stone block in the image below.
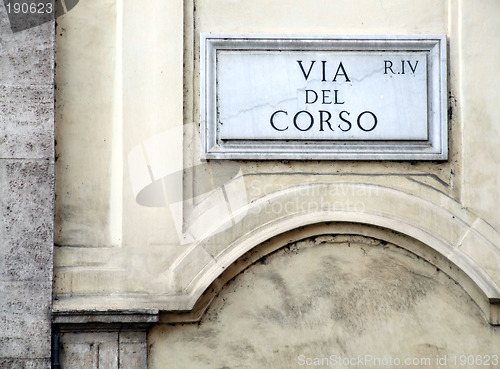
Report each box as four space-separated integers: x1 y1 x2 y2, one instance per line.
0 15 54 86
0 280 51 357
0 160 53 281
60 332 118 369
0 1 54 367
119 332 148 369
59 331 148 369
0 161 53 362
0 358 50 369
0 85 54 159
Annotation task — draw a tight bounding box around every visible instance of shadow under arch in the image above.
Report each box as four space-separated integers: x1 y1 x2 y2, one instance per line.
167 183 500 325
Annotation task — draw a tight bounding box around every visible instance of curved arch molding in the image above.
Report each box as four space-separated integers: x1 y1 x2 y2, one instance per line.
169 183 500 325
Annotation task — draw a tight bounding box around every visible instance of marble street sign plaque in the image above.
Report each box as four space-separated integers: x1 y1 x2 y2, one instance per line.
200 34 447 160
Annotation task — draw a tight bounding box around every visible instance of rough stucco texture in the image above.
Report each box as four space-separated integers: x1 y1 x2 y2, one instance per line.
149 236 500 369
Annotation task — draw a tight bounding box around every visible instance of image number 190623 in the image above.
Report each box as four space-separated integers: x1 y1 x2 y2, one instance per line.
5 1 52 14
3 0 80 32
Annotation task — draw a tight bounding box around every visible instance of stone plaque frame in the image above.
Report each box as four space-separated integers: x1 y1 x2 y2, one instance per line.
200 34 447 160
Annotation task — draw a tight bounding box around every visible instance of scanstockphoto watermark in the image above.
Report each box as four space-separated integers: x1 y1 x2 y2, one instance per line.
297 353 499 367
248 180 379 215
3 0 79 33
298 354 432 367
248 179 380 199
255 196 368 216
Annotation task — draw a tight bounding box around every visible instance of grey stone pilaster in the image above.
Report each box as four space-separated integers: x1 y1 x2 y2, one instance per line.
0 1 55 367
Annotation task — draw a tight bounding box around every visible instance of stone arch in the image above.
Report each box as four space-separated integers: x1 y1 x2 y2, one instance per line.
169 184 500 325
152 233 500 369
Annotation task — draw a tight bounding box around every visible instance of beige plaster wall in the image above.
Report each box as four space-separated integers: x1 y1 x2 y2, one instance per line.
460 0 500 231
53 0 500 331
55 0 117 246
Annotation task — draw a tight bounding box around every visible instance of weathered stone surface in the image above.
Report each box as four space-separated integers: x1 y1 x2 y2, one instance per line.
0 85 54 159
119 332 148 369
0 0 55 364
59 331 148 369
0 15 54 86
60 332 118 369
0 280 51 357
0 358 51 369
149 236 500 369
0 161 54 281
0 161 54 360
